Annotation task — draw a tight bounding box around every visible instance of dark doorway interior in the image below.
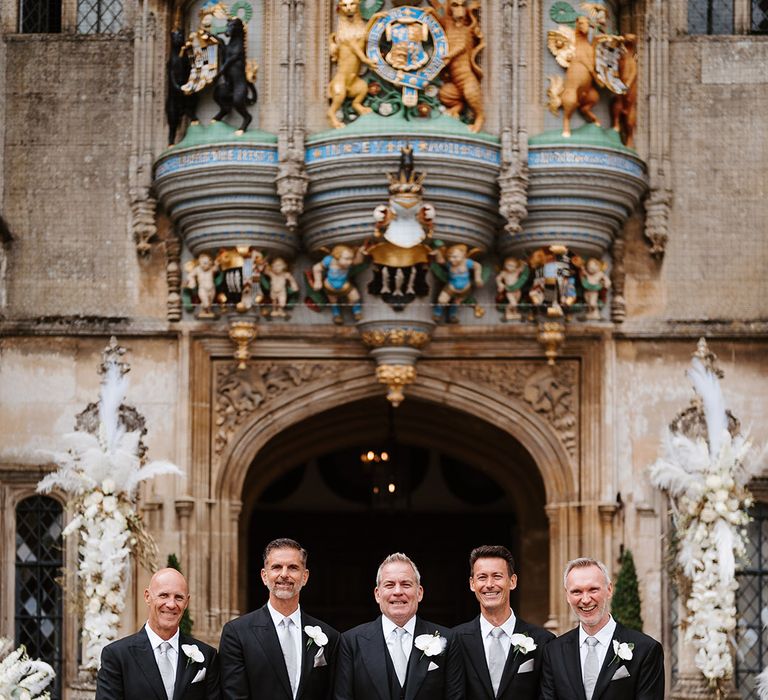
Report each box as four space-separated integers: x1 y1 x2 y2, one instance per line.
246 446 520 631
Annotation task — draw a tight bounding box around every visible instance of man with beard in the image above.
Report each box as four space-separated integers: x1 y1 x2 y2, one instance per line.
220 538 339 699
539 558 664 700
447 545 554 699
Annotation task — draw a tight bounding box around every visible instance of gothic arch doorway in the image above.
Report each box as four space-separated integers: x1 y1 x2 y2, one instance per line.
238 396 550 630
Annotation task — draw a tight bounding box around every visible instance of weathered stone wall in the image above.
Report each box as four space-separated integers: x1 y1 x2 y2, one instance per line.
1 35 155 319
624 37 768 321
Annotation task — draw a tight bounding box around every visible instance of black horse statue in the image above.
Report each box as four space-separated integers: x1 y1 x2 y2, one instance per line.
212 17 257 133
165 29 199 146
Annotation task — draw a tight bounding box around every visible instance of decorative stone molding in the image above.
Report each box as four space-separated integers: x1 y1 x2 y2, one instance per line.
439 361 578 460
359 328 431 349
165 234 182 322
213 361 343 455
610 235 626 323
375 364 416 408
643 2 673 258
129 5 158 256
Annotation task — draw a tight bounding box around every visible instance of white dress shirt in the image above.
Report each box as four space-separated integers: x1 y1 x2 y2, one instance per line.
578 615 617 675
145 622 180 673
267 601 303 694
381 614 416 669
479 609 517 666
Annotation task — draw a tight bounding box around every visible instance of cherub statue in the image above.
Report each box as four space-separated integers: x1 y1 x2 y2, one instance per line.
311 244 365 324
546 16 600 137
327 0 377 129
611 33 638 147
429 0 485 133
431 243 485 323
496 256 529 321
579 257 610 319
185 252 219 318
263 257 299 318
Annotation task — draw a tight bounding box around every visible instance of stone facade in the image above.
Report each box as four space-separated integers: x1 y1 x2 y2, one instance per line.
1 1 767 698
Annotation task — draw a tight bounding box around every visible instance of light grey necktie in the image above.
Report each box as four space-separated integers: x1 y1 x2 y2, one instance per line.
583 636 600 700
157 641 175 700
488 627 506 697
279 617 298 696
391 627 408 687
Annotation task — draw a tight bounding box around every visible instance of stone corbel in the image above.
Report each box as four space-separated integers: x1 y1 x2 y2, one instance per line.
276 137 309 233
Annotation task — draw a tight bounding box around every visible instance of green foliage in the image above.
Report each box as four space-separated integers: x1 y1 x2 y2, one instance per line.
612 549 643 631
167 553 194 636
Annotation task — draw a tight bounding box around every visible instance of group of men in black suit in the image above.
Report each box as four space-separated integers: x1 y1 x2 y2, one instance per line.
95 538 665 700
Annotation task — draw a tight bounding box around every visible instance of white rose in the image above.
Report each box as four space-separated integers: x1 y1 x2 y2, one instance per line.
101 479 116 495
705 475 721 490
88 598 101 614
304 625 329 647
182 644 205 663
509 633 537 654
612 639 634 661
414 633 447 657
102 496 118 513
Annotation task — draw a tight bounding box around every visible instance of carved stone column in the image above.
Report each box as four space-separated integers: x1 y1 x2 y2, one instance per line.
610 236 626 323
545 502 572 634
598 503 618 570
165 234 182 322
643 0 673 257
174 496 195 575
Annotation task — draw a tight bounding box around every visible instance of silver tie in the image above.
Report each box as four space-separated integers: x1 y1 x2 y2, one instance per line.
488 627 506 697
279 617 298 696
157 641 175 700
391 627 408 687
583 636 600 700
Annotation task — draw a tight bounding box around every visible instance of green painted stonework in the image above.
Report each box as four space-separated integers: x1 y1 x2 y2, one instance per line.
170 121 278 151
530 123 635 154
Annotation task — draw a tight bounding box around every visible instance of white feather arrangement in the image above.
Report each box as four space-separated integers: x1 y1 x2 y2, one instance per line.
649 341 762 693
756 666 768 700
0 638 55 700
36 343 182 672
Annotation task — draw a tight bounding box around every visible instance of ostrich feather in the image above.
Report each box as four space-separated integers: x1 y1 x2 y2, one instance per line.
687 356 728 458
756 666 768 700
712 518 735 583
99 360 128 453
127 460 183 493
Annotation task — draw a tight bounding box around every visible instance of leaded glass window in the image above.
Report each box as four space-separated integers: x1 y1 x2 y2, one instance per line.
76 0 123 34
753 0 768 32
736 502 768 699
15 496 64 700
688 0 735 34
19 0 61 32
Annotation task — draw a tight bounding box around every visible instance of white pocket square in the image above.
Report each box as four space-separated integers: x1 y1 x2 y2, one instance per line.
611 665 630 681
191 667 207 683
517 659 534 674
427 661 439 672
313 648 328 668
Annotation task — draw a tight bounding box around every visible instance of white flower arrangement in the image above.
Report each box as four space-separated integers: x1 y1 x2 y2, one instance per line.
304 625 329 649
650 347 763 694
509 633 537 656
181 644 204 665
611 640 634 663
0 638 55 700
414 632 447 657
37 341 181 672
756 665 768 700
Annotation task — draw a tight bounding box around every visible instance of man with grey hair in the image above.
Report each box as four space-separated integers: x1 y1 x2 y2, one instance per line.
540 557 664 700
334 552 457 700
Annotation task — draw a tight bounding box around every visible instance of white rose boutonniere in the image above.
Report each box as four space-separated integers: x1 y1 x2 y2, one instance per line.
414 632 447 659
182 644 204 666
304 625 329 650
509 633 537 657
611 640 634 664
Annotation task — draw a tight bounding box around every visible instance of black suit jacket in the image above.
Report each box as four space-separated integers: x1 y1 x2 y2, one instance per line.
539 622 664 700
334 616 458 700
219 604 339 700
447 615 555 700
95 627 220 700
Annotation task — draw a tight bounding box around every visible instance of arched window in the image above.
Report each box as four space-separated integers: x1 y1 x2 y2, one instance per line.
736 501 768 699
15 495 64 700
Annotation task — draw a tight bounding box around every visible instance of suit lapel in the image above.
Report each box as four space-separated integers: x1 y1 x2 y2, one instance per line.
172 635 200 700
404 618 432 700
496 618 527 698
251 605 293 698
361 618 393 700
128 629 169 700
462 618 495 699
592 623 622 700
297 612 316 700
563 629 588 700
